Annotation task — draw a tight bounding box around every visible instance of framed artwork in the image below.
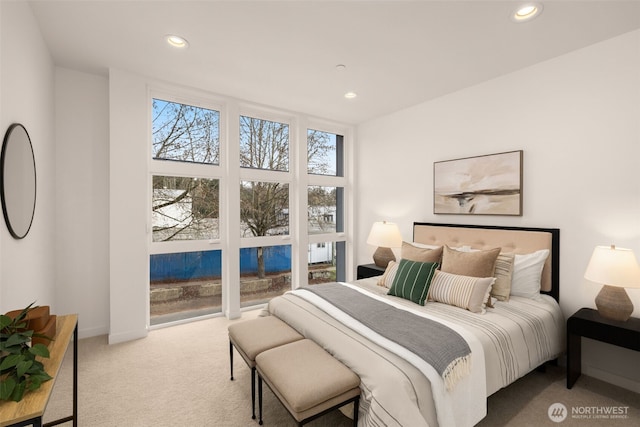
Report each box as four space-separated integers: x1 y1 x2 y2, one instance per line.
434 150 523 216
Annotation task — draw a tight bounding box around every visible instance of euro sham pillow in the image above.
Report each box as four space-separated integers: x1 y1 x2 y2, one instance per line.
441 245 501 278
401 242 443 263
510 249 549 299
428 270 495 313
387 259 438 305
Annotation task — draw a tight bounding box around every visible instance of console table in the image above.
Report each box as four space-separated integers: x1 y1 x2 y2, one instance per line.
0 314 78 427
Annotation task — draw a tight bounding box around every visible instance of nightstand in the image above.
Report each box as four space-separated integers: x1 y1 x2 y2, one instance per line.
566 307 640 389
357 263 386 279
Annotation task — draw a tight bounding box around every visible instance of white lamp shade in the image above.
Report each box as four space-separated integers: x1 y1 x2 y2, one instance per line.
584 245 640 288
366 221 402 248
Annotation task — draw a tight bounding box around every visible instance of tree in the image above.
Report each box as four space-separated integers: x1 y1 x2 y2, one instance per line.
307 129 334 175
151 99 220 242
152 99 220 164
239 116 290 278
307 186 337 233
152 176 219 241
151 103 336 279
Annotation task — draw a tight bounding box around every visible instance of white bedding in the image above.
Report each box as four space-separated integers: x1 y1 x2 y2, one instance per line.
267 278 565 426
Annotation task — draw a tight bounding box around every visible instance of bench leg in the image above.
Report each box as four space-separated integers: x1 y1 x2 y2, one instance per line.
229 341 234 381
353 396 360 427
251 367 256 420
258 374 264 425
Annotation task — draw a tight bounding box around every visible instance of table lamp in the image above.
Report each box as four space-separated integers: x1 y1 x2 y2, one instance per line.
584 245 640 322
366 221 402 268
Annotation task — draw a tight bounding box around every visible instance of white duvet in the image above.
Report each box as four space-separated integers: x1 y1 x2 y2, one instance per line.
268 278 565 426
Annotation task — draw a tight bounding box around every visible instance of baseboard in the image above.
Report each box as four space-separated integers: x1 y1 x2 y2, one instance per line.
78 325 108 339
108 328 148 345
583 365 640 393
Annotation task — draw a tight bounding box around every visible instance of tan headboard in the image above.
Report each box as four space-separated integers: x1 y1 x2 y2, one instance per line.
413 223 560 301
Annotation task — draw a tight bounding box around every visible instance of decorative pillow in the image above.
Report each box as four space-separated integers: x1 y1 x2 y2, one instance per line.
491 253 515 301
387 259 438 305
401 242 443 263
428 270 495 314
377 260 399 288
441 245 501 278
510 249 549 299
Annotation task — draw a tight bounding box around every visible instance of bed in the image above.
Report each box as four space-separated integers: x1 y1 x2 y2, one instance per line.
267 222 565 427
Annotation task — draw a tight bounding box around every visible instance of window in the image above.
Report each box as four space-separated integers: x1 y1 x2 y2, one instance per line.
308 129 342 176
240 181 289 237
240 245 292 307
240 115 289 171
148 90 351 325
307 129 346 285
308 186 340 234
152 176 219 242
149 250 222 325
152 98 220 164
150 97 223 325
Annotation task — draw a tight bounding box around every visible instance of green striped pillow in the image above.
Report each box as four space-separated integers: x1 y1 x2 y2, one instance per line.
387 259 439 305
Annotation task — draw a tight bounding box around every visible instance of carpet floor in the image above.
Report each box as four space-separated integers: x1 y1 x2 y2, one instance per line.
41 310 639 426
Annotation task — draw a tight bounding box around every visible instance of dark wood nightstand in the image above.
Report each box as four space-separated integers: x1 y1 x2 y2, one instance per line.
566 307 640 389
357 263 386 279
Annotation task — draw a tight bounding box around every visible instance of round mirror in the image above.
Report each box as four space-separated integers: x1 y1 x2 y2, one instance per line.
1 123 36 239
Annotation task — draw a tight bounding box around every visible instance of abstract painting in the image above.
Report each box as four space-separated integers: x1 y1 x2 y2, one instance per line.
434 150 523 215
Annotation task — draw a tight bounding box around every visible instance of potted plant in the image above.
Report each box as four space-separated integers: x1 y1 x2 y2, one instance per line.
0 304 53 402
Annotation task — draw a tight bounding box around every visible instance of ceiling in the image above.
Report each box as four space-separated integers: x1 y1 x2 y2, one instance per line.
28 0 640 124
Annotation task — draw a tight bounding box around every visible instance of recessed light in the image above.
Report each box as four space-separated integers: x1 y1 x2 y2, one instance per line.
344 92 357 99
511 2 543 23
165 34 189 49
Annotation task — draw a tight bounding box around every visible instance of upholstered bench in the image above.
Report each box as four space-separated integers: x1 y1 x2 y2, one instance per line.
256 339 361 426
228 316 304 420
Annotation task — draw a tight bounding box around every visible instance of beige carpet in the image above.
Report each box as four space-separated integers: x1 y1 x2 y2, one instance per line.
42 310 639 426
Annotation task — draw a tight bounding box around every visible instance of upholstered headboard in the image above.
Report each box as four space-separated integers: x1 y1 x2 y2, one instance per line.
413 222 560 301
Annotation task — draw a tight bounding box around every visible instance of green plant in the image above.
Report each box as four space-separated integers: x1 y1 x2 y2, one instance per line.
0 303 53 402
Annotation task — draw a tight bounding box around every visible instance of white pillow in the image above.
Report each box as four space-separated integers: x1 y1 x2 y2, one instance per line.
407 242 442 250
510 249 549 299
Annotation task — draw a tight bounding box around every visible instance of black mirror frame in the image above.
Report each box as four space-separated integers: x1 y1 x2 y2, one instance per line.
1 123 37 239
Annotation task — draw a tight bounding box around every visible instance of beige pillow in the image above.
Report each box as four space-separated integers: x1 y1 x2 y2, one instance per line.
441 245 501 277
491 253 515 301
401 242 443 263
377 260 399 288
428 270 495 313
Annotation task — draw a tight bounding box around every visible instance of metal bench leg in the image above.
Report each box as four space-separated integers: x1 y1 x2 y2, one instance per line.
229 341 234 381
353 397 360 427
251 367 256 420
258 374 264 425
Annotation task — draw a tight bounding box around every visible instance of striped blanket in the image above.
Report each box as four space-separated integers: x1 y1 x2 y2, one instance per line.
301 283 471 390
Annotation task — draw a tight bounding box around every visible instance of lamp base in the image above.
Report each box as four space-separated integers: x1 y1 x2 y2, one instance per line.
595 285 634 322
372 247 395 268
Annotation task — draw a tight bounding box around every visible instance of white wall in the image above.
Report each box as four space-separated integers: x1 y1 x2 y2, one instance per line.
108 69 150 344
0 1 56 313
55 68 110 338
356 30 640 391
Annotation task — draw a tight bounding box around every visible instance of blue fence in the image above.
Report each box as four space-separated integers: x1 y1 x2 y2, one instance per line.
150 245 292 283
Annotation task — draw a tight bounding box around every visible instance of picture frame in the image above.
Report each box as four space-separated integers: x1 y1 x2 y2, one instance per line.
434 150 523 216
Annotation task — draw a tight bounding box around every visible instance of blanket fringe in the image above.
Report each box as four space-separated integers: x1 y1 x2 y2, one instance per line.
443 354 472 391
